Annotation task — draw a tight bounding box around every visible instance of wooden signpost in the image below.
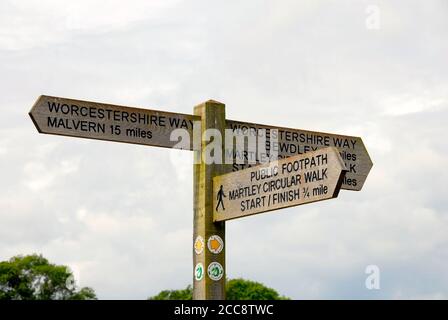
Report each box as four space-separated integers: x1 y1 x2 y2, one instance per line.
213 147 347 222
29 95 199 150
29 95 373 300
29 96 373 188
226 120 372 191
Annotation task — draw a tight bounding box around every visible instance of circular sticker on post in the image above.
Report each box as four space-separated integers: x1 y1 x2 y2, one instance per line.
194 236 205 255
195 263 204 281
207 235 224 254
207 262 224 281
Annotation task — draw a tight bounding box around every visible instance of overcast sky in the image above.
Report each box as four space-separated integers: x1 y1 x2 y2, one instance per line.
1 0 447 299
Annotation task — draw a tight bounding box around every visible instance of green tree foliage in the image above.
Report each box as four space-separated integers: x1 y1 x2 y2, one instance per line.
0 254 96 300
150 285 193 300
226 278 289 300
148 279 289 300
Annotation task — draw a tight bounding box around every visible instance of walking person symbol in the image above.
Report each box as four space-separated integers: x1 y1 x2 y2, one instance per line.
216 185 226 211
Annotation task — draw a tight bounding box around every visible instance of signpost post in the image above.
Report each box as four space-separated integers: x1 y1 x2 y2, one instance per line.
29 95 373 301
193 100 227 299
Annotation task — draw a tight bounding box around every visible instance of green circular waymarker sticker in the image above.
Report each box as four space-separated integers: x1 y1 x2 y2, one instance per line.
207 262 224 281
195 263 204 281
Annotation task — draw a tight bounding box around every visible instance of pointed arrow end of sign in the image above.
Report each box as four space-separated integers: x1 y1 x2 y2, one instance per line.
356 137 374 191
328 146 349 198
333 169 347 198
28 111 39 133
29 95 47 133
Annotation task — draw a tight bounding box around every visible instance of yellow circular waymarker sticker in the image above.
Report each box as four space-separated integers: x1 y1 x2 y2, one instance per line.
194 236 204 255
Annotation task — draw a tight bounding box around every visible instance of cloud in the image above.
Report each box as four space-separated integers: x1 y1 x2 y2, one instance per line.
0 0 181 50
380 90 448 116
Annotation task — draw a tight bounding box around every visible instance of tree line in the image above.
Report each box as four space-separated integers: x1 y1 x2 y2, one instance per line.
0 254 289 300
